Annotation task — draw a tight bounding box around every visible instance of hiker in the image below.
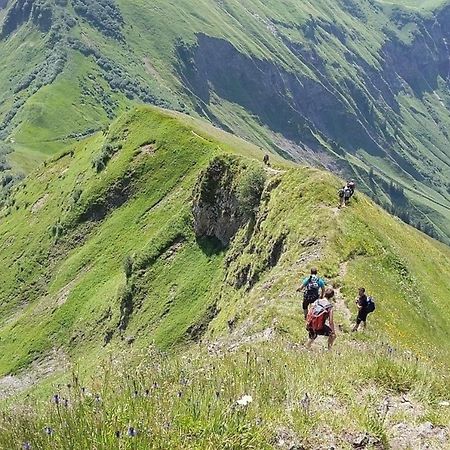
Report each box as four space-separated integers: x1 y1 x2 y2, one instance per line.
352 287 375 332
263 154 270 166
298 267 326 318
306 288 336 350
338 180 356 207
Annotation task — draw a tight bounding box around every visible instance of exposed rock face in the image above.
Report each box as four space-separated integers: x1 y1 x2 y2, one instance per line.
1 0 53 37
192 155 265 247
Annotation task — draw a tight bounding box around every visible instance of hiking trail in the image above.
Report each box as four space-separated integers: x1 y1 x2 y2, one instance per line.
334 261 353 326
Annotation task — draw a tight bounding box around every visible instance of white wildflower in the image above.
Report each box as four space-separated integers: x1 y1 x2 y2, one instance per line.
236 395 253 406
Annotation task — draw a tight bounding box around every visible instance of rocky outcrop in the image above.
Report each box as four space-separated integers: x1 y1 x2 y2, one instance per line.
1 0 53 38
192 155 265 248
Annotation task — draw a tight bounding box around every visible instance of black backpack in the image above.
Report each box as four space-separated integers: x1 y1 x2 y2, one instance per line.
366 296 375 313
304 276 320 301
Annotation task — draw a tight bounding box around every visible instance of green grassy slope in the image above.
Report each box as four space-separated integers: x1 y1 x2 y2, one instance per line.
0 0 450 244
1 106 449 374
0 106 449 449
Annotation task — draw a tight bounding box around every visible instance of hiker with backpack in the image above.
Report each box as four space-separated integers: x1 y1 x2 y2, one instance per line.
306 288 336 350
352 287 375 332
338 180 356 208
297 267 326 319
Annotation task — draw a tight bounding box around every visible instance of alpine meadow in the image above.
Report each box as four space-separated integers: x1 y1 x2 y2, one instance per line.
0 1 449 450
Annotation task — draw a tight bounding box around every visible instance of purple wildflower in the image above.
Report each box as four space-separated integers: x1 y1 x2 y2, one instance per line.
22 442 31 450
115 430 121 438
127 427 138 437
52 394 60 405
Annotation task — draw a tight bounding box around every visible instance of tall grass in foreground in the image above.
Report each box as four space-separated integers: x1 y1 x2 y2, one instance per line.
0 339 448 450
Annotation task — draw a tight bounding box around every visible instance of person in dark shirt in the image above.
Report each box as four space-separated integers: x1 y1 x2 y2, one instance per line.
352 287 369 332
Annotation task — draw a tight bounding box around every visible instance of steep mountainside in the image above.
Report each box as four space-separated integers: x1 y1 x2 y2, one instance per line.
0 0 449 243
0 106 449 449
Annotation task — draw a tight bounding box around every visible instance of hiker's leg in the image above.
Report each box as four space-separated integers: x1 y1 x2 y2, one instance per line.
362 320 366 330
306 330 316 349
353 312 363 332
328 333 336 350
302 299 309 319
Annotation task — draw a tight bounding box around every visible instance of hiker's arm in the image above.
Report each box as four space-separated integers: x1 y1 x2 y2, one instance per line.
296 280 306 292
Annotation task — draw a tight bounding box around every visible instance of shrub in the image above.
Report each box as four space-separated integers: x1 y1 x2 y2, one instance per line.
123 255 134 279
237 165 266 216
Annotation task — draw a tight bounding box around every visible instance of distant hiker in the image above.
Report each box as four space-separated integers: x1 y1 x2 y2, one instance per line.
338 180 356 207
352 287 375 332
263 154 270 166
298 267 326 318
306 288 336 350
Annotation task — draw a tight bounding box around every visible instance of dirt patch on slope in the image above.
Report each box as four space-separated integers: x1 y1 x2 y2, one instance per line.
31 194 49 213
0 349 69 400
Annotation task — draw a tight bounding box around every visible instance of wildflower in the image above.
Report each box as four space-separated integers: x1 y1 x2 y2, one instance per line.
22 442 31 450
300 392 310 410
177 391 182 398
236 395 253 406
215 390 220 399
81 387 86 394
127 427 138 437
63 398 69 408
144 389 150 397
94 394 101 403
43 427 54 436
52 394 60 405
115 430 121 438
152 382 159 389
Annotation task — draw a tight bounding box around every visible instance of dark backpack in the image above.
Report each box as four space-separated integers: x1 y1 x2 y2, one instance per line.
304 276 320 301
343 186 353 199
366 296 375 313
306 301 332 332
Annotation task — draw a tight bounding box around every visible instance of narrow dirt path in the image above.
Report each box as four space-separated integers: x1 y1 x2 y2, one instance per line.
264 166 286 176
333 261 353 325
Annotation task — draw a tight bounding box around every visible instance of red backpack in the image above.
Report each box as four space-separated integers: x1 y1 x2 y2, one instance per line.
306 301 332 332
